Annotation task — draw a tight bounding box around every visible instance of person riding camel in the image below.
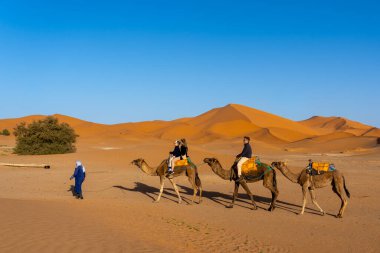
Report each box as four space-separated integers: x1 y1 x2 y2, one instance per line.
180 138 189 161
168 140 181 174
235 136 252 182
307 159 316 175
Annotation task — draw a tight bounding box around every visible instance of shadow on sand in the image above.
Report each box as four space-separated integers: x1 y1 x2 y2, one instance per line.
113 183 191 204
114 182 335 216
67 185 77 198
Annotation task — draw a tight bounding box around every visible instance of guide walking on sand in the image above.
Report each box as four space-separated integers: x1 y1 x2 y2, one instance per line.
70 161 86 199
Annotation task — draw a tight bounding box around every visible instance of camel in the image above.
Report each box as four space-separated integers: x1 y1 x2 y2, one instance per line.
271 161 350 218
203 158 279 211
131 158 202 204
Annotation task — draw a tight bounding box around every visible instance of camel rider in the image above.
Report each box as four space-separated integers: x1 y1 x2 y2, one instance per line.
180 138 189 161
168 140 181 174
236 136 252 182
307 159 313 173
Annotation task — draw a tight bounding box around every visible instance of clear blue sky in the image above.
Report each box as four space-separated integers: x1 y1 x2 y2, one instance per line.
0 0 379 126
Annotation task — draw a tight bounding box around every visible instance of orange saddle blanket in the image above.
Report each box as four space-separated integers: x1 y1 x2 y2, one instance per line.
311 162 330 172
241 157 258 174
175 159 189 167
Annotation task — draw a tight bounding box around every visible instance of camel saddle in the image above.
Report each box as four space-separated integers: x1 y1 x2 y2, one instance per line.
175 159 189 167
241 157 258 175
308 162 336 175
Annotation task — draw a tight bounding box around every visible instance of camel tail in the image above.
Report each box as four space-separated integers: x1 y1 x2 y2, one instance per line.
343 175 350 198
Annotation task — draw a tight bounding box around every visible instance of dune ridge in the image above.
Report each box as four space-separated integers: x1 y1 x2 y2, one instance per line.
0 104 378 152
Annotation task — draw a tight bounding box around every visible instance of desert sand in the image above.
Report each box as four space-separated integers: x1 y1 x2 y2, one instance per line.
0 104 379 252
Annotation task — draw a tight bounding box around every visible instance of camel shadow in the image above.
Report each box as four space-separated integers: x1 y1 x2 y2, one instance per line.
113 182 336 216
175 184 333 215
274 199 336 216
113 182 190 204
176 184 273 211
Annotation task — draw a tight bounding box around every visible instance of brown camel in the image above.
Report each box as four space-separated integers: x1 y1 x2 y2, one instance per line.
131 158 202 204
203 158 279 211
271 161 350 218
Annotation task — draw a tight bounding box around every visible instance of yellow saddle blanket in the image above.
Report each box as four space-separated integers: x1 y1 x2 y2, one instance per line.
241 157 258 174
175 159 189 167
312 162 330 172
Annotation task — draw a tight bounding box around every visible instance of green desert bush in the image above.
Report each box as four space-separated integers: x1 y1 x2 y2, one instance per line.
1 129 10 136
13 116 78 155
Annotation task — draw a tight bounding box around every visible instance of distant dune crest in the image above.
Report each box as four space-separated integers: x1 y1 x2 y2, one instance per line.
0 104 378 152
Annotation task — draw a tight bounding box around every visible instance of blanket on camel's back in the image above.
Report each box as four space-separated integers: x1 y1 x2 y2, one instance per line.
231 157 272 181
308 162 336 175
175 159 189 167
239 157 273 180
241 157 258 174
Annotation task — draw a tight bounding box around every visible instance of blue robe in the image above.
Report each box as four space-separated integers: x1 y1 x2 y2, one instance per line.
73 165 85 195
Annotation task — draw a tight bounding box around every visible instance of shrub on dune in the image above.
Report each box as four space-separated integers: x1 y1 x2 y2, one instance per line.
1 129 10 136
13 116 78 155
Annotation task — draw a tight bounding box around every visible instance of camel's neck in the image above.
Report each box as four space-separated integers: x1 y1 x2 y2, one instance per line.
210 161 231 180
140 161 158 176
277 165 300 183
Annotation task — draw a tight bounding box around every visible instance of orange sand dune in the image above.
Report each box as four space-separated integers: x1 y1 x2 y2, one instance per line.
285 136 378 153
300 116 380 137
0 104 378 152
362 127 380 137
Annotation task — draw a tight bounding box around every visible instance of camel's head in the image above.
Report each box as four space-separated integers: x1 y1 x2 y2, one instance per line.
203 157 218 166
271 161 287 168
131 158 144 167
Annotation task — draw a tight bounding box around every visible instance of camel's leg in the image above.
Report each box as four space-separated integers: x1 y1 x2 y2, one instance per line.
332 181 348 218
195 173 203 204
263 175 278 212
198 184 203 204
169 178 182 204
240 181 257 210
154 176 165 203
309 189 325 215
227 182 240 208
299 183 309 215
188 176 197 205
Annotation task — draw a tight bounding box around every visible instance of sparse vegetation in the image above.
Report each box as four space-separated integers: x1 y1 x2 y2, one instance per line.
13 116 78 155
0 129 10 136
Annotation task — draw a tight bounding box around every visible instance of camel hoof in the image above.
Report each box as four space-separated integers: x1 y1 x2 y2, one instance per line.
268 206 275 212
252 205 258 211
321 211 326 216
297 212 304 216
152 200 159 204
336 214 343 218
226 205 234 209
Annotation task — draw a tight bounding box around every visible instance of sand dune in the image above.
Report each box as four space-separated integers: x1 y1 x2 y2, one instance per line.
300 116 379 137
285 136 378 153
0 104 378 153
